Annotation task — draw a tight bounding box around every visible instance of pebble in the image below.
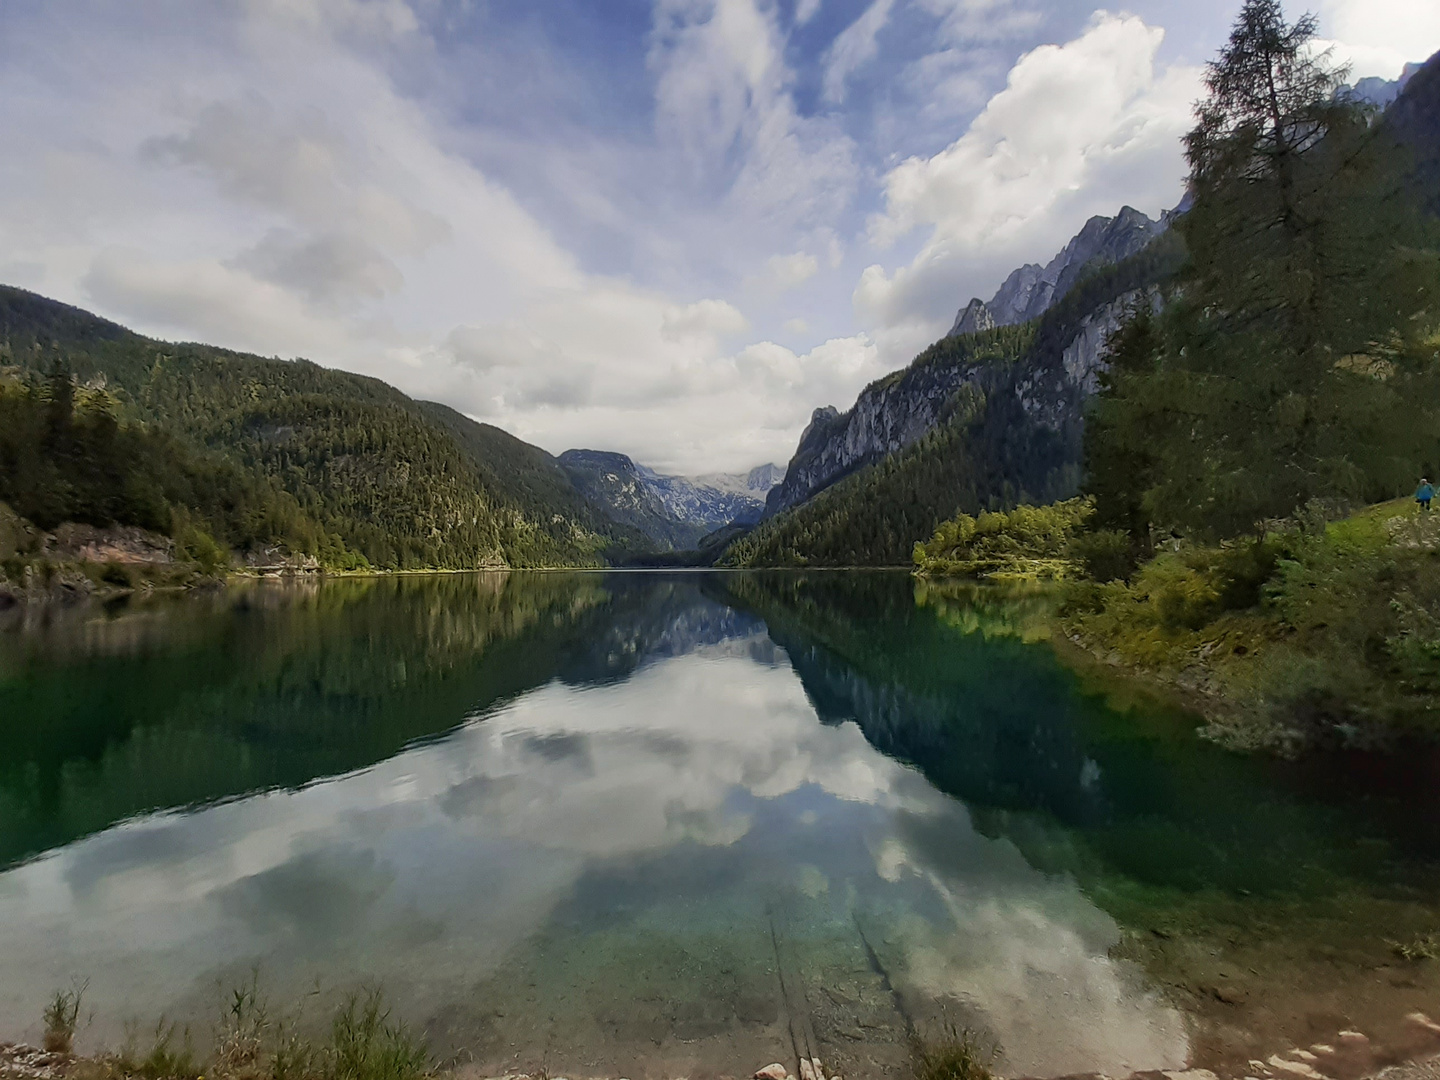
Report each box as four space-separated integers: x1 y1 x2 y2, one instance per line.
1267 1054 1325 1079
754 1065 788 1080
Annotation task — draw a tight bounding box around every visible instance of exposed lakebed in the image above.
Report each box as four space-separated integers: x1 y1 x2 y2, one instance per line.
1 572 1439 1079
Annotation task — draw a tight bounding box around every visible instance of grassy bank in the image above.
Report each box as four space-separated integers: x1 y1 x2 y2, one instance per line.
914 493 1440 754
27 982 431 1080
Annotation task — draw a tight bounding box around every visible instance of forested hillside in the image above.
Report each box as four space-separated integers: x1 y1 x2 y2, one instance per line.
0 287 642 569
724 233 1184 567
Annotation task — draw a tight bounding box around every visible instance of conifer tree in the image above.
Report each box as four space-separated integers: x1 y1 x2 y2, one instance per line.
1084 0 1440 539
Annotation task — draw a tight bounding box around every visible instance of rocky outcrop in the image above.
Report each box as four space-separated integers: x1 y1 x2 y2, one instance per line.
45 522 173 565
949 297 996 337
765 211 1180 520
946 206 1165 339
1386 50 1440 213
764 359 987 517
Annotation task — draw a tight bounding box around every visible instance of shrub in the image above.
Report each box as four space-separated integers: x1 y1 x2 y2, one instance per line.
1067 529 1135 582
914 498 1095 579
43 982 85 1054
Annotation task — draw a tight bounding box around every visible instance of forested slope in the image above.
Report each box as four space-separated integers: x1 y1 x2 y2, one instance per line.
0 287 639 569
724 233 1184 567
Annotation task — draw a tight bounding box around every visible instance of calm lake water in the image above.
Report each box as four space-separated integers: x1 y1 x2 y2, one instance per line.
4 571 1440 1080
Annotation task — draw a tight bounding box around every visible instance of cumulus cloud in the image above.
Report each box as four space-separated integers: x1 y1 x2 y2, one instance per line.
855 12 1200 357
0 0 1419 475
1317 0 1440 78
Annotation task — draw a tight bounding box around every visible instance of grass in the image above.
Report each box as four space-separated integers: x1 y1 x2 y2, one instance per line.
912 1028 994 1080
1060 497 1440 751
53 982 430 1080
43 981 86 1053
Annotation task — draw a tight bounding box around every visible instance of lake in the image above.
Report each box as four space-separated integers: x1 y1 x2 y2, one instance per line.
3 571 1440 1080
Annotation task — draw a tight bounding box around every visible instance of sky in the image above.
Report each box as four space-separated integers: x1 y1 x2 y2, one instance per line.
0 0 1436 474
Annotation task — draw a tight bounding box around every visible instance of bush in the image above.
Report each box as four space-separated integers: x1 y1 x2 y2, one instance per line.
1067 529 1135 582
43 983 85 1054
914 498 1095 578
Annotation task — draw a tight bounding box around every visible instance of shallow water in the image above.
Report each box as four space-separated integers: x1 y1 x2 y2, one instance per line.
2 572 1440 1079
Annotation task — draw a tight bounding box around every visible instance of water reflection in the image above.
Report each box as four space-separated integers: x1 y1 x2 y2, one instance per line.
1 572 1437 1079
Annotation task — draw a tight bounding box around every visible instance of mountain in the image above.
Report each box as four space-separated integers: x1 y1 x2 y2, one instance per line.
735 54 1440 570
558 450 782 551
947 206 1165 338
1386 50 1440 213
729 232 1184 567
763 210 1178 521
0 285 646 569
1347 59 1426 109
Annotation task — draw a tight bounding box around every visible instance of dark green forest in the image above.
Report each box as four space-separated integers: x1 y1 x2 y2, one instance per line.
0 290 646 571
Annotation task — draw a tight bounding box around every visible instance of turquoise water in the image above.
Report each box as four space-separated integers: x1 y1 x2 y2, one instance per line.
2 572 1439 1079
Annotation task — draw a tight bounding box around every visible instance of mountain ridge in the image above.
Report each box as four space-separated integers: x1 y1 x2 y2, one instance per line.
559 448 781 551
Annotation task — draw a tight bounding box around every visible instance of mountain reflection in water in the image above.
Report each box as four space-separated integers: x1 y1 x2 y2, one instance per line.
0 572 1437 1080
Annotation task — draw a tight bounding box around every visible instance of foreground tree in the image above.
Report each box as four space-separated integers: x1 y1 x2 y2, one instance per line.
1086 0 1440 540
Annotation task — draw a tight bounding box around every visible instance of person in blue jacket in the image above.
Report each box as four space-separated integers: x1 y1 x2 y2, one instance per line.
1418 479 1435 510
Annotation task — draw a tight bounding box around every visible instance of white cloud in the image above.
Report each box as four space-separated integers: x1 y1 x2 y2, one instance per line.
794 0 823 26
0 0 890 474
649 0 859 232
1317 0 1440 79
751 250 820 292
855 12 1200 357
821 0 897 104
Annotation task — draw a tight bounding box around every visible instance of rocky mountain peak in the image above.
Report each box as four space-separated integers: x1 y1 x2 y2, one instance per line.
949 297 997 337
948 206 1164 337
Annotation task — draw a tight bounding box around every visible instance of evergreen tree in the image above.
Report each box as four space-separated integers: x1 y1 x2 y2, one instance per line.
1085 0 1440 539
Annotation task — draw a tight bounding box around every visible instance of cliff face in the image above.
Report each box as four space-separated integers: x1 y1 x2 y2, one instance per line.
947 206 1164 338
766 208 1178 519
765 359 992 517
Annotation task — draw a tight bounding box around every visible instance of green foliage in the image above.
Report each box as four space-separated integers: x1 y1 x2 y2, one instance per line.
0 287 637 569
326 991 429 1080
58 982 429 1080
1067 528 1136 583
1064 501 1440 746
1085 2 1440 540
0 375 340 567
914 498 1094 579
117 1022 201 1080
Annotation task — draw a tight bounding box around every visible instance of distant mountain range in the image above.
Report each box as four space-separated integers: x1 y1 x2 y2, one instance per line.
558 450 782 551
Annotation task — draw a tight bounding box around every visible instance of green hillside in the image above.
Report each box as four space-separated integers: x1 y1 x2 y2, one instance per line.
0 286 641 569
723 234 1182 568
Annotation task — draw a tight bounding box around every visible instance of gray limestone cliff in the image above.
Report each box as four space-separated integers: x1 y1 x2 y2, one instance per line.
946 206 1164 341
766 211 1181 519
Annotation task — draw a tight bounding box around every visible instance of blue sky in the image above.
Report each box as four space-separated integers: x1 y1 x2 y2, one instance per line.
0 0 1435 473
